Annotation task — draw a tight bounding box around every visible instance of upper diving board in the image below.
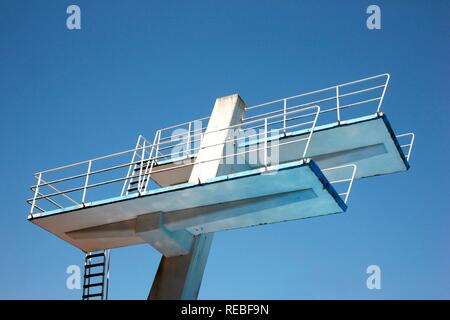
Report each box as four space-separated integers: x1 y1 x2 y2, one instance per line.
149 113 411 187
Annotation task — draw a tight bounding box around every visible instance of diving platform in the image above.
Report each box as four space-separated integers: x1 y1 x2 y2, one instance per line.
29 160 348 254
27 73 415 255
147 112 410 187
27 73 414 296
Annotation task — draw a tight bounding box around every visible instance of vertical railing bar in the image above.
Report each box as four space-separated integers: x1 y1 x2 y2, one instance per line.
335 86 341 123
140 143 151 192
143 132 157 191
377 74 390 112
187 121 192 157
155 130 161 158
302 105 320 158
283 99 287 134
198 131 204 181
407 133 415 161
104 249 111 300
264 118 268 167
144 130 160 191
121 135 142 196
345 164 357 204
85 253 91 299
138 139 146 194
81 160 92 205
30 173 42 215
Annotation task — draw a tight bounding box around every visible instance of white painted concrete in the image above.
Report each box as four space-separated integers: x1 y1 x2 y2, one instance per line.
60 159 344 249
135 213 193 257
189 94 246 183
149 94 246 299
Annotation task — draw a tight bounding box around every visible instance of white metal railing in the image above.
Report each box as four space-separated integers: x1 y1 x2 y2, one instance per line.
244 73 390 126
27 74 396 216
28 142 155 214
150 73 390 162
396 133 415 161
28 105 321 216
120 134 157 196
322 164 358 204
153 116 210 163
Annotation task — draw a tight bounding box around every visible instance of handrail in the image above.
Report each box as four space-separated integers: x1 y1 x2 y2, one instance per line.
153 73 389 161
28 104 321 214
244 73 389 125
28 74 392 215
30 107 319 190
321 164 357 204
396 132 415 161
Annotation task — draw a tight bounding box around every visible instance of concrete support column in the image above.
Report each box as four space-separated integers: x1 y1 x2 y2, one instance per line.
148 94 245 300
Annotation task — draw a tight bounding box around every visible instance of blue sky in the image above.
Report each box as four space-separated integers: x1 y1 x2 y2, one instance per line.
0 0 449 299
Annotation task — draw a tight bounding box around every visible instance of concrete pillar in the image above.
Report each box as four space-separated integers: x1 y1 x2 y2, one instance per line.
148 94 246 300
148 233 213 300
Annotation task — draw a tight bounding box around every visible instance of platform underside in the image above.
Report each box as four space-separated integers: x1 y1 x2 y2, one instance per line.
150 114 409 187
29 160 345 253
271 113 409 179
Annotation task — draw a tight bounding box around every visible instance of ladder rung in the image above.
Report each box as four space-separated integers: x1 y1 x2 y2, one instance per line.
84 272 104 278
85 253 105 259
85 262 105 268
83 282 104 288
83 293 103 299
134 164 150 171
129 178 148 186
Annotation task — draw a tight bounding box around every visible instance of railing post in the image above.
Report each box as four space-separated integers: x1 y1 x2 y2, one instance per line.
187 121 192 157
143 131 160 192
82 160 92 206
283 99 287 134
138 140 146 194
407 133 415 161
335 86 341 124
155 130 161 159
377 73 390 113
121 136 142 196
264 118 268 167
104 249 111 300
302 105 320 158
30 172 42 215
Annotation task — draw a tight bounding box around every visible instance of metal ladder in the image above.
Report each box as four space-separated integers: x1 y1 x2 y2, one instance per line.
82 136 156 300
82 135 157 300
122 135 157 195
82 250 110 300
127 160 150 193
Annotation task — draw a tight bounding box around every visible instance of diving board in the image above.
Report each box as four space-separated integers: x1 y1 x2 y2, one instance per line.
29 160 346 254
239 112 410 178
147 113 410 187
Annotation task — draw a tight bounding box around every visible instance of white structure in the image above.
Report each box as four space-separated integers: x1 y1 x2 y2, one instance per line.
28 74 414 299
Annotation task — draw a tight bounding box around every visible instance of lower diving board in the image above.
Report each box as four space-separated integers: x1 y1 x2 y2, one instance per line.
29 160 347 256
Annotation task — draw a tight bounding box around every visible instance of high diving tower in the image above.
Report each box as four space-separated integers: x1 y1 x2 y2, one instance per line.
28 74 414 299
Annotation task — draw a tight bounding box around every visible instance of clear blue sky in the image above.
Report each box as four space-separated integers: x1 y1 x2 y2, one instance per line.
0 0 449 299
